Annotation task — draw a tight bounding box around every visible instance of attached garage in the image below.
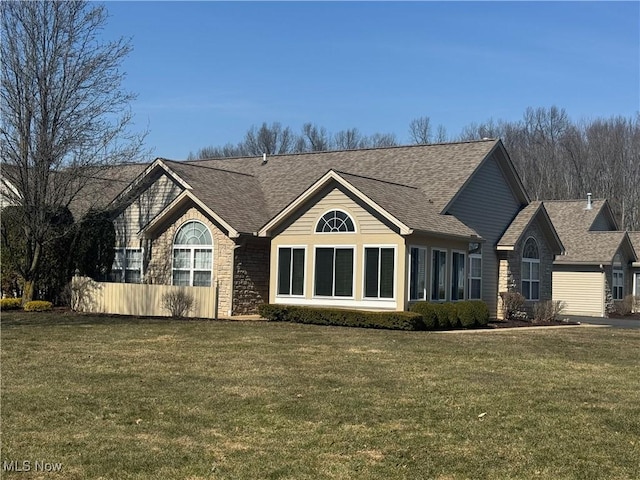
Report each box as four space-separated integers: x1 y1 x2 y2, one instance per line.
553 270 605 317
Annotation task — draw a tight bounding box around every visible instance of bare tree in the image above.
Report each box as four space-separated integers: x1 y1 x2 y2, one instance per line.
368 132 398 147
301 122 331 151
334 128 365 150
409 116 432 144
0 0 145 301
243 122 296 155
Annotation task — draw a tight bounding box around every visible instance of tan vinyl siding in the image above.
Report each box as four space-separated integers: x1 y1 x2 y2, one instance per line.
552 270 605 317
278 186 391 237
114 173 182 247
447 153 523 317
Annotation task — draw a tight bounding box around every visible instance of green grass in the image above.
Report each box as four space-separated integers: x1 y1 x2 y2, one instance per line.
1 311 639 479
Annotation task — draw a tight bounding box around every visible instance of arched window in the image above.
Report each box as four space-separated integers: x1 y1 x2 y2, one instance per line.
521 237 540 300
315 210 355 233
172 221 213 287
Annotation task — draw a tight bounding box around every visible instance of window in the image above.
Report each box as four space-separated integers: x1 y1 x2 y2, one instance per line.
109 248 142 283
468 243 482 300
316 210 355 233
522 237 540 300
612 254 624 300
364 247 395 298
451 251 466 301
409 247 428 301
172 221 213 287
277 247 305 296
314 247 354 297
431 249 447 301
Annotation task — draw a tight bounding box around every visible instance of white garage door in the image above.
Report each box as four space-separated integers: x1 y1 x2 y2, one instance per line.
552 270 605 317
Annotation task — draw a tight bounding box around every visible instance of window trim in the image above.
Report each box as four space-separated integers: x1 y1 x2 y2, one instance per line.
408 246 428 301
315 209 357 234
430 247 448 302
612 254 624 301
521 236 540 301
312 245 356 299
450 250 466 302
468 253 482 300
276 245 307 297
362 245 397 300
172 220 213 287
110 247 143 283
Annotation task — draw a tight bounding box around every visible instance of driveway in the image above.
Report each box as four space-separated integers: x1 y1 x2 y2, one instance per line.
566 315 640 330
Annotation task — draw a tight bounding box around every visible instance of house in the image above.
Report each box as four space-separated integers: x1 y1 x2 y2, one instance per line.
542 198 638 317
101 139 564 318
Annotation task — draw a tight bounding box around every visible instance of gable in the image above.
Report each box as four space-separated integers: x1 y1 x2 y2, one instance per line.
447 151 524 245
274 183 398 238
113 170 183 246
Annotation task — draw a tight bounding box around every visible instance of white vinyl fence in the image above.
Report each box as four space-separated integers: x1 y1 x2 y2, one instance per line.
71 276 218 318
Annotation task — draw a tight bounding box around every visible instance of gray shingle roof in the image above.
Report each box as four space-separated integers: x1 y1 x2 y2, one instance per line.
498 201 542 247
158 139 500 235
544 200 629 264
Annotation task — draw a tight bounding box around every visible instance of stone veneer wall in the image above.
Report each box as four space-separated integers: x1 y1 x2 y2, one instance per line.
497 220 555 318
145 207 235 316
232 238 270 315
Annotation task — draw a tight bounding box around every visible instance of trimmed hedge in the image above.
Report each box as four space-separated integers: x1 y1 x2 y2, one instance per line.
410 300 490 330
23 300 53 312
258 304 425 331
0 298 22 310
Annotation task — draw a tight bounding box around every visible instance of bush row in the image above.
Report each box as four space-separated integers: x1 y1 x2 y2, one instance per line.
258 304 425 331
410 300 490 329
258 300 490 331
0 298 53 312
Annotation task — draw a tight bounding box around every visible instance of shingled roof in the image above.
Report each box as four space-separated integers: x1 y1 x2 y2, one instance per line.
497 201 564 254
544 199 635 264
148 139 505 236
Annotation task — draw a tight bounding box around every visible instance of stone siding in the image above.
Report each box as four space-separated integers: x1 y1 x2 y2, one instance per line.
232 238 270 315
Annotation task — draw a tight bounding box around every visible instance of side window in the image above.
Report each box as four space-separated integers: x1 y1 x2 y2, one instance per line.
172 221 213 287
431 249 447 301
277 247 305 296
468 242 482 300
522 237 540 300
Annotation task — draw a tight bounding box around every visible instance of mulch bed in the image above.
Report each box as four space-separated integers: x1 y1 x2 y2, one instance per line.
487 318 581 329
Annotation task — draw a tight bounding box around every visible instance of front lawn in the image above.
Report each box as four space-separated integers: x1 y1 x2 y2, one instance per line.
1 311 639 479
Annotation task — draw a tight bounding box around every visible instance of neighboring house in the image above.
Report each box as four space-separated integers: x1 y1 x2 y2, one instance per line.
104 139 564 318
543 198 638 317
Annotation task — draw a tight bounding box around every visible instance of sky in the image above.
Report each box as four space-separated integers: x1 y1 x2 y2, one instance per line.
102 1 640 160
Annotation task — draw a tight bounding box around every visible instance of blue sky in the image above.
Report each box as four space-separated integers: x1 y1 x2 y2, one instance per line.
103 1 640 160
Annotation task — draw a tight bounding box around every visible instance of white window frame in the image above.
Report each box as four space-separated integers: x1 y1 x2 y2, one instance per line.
362 245 397 300
315 209 357 234
430 248 448 302
408 246 428 301
111 247 143 283
172 220 213 287
312 245 356 299
276 246 306 297
468 244 482 300
450 250 466 301
522 237 540 301
612 254 624 301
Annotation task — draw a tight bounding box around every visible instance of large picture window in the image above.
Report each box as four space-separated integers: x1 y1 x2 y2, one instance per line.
409 247 427 301
468 243 482 300
364 247 395 299
451 251 466 301
172 221 213 287
431 249 447 301
522 237 540 300
314 247 354 297
277 247 305 296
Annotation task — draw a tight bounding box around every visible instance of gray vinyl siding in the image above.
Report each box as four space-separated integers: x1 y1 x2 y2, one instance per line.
114 173 183 247
446 154 523 317
590 209 617 231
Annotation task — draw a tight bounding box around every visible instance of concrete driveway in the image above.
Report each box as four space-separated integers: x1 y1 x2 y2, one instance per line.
566 315 640 329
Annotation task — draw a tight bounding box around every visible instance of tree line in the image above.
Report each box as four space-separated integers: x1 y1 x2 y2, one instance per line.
189 107 640 231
